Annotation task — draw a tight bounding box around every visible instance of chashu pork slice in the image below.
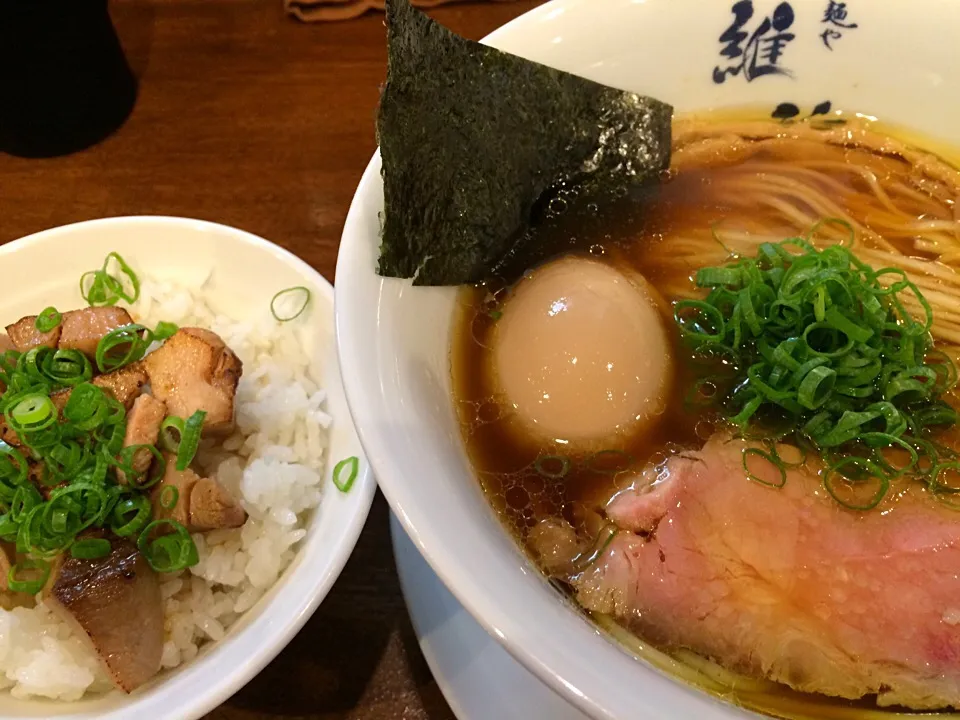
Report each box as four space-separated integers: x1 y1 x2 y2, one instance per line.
46 539 163 693
569 435 960 710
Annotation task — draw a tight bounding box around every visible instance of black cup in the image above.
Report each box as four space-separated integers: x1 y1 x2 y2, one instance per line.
0 0 138 158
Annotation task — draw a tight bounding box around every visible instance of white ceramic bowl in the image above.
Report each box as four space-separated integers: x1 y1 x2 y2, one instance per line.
336 0 960 718
0 216 375 720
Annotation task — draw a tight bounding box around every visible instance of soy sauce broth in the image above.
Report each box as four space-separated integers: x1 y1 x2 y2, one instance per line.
449 109 960 719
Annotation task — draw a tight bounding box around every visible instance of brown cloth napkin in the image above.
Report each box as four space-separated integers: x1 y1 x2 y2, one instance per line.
286 0 516 22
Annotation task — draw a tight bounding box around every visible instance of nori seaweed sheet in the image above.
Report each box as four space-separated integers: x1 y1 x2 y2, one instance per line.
376 0 673 286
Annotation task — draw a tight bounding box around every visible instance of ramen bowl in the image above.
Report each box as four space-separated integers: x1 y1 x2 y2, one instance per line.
335 1 960 718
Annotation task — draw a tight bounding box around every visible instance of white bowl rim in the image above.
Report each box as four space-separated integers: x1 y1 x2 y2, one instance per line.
0 215 377 720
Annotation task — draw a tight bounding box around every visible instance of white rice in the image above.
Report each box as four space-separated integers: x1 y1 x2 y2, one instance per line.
0 277 331 700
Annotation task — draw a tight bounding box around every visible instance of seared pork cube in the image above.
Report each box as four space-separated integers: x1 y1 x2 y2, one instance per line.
5 315 61 352
52 362 150 414
116 394 166 484
152 453 246 532
92 362 149 408
59 307 135 359
189 477 247 531
46 540 163 693
143 328 242 435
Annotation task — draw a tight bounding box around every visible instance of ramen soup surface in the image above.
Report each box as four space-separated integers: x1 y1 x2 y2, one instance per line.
452 112 960 718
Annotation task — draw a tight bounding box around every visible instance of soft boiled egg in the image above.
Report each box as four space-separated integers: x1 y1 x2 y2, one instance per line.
492 256 673 446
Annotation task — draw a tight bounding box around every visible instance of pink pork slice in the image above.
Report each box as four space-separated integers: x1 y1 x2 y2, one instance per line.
578 435 960 710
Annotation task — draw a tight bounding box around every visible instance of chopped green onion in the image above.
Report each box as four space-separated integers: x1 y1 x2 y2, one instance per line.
95 324 150 373
742 448 787 488
677 221 957 511
41 349 92 387
0 444 29 502
35 307 62 334
534 455 570 479
823 457 889 511
571 524 619 572
80 252 140 307
117 445 166 489
7 394 57 433
0 514 18 542
70 537 112 560
137 519 199 573
673 300 725 344
152 321 179 342
175 411 205 471
332 456 359 493
695 267 742 288
160 415 185 452
7 558 50 594
63 383 111 432
270 286 311 322
797 365 836 410
111 495 152 537
160 485 179 510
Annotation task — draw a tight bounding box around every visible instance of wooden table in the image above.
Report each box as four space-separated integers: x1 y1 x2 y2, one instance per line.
0 1 543 717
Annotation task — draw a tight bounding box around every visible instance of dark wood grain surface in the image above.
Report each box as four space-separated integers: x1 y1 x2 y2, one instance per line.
0 1 543 717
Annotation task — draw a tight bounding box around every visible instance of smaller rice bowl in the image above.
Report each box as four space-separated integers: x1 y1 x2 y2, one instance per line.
0 217 374 720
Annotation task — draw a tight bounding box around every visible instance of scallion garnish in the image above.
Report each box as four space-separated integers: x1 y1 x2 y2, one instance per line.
80 252 140 307
742 448 787 488
0 285 201 570
118 445 166 489
95 324 150 373
270 286 311 322
34 307 61 334
153 321 179 342
175 411 206 471
585 449 635 475
679 223 958 510
41 349 93 387
110 496 152 538
7 395 57 434
70 538 112 560
571 524 619 572
159 415 185 452
332 456 359 493
7 558 50 594
159 485 179 511
534 455 570 479
136 519 199 573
